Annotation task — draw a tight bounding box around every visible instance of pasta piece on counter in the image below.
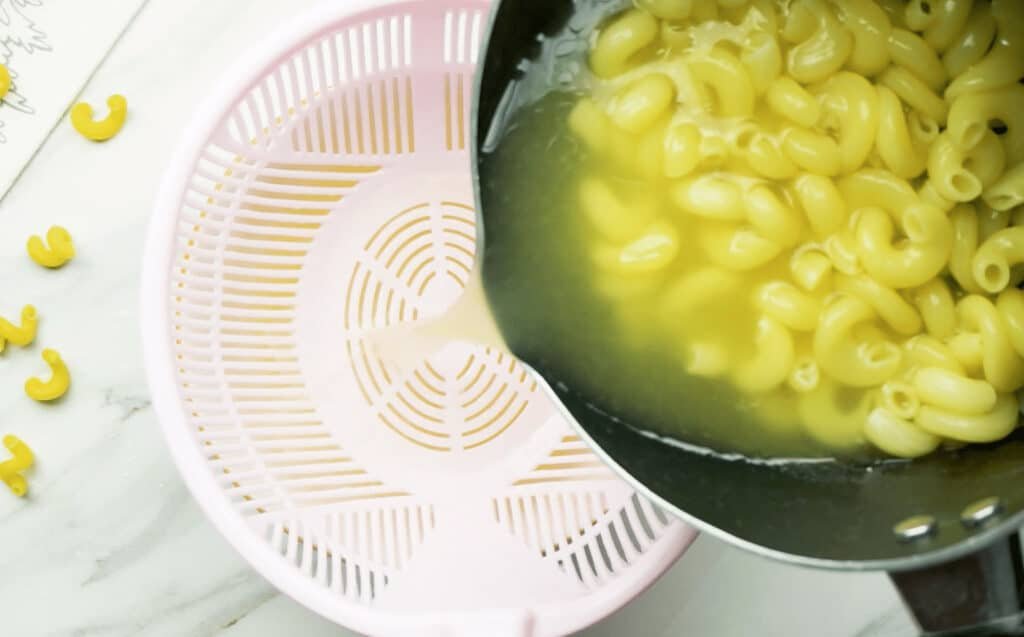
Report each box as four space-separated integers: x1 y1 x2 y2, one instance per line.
71 95 128 142
27 226 75 269
0 305 38 351
25 349 70 403
0 436 34 497
0 64 9 100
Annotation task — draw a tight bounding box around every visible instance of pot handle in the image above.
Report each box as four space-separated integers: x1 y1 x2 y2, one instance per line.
889 531 1024 636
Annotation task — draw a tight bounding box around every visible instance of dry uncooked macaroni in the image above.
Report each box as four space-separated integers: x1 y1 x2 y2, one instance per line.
27 226 75 269
25 349 70 402
575 0 1024 458
0 305 38 352
0 65 10 101
71 95 128 142
0 435 33 497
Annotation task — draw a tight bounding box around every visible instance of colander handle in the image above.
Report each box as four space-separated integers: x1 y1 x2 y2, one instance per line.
889 530 1024 636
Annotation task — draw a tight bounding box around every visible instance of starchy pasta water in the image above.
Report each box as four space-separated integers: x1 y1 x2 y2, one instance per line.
480 0 1024 459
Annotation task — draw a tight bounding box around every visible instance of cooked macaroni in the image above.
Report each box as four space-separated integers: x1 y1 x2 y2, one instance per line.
571 0 1024 458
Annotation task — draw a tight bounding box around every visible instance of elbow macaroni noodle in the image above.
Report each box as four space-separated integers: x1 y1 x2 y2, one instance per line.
25 349 70 403
944 0 1024 100
888 28 946 93
942 3 997 79
876 85 928 179
0 436 33 498
985 161 1024 212
880 380 920 420
70 95 128 142
0 64 9 101
27 226 75 269
0 305 38 353
835 0 891 77
574 0 1024 458
912 277 957 339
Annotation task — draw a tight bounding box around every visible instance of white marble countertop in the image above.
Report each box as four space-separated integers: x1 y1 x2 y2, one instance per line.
0 1 920 635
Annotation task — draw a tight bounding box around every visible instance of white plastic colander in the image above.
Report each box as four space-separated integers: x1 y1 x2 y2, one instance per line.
141 1 696 635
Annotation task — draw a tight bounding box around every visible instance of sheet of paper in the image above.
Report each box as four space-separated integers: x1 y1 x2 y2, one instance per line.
0 0 147 197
